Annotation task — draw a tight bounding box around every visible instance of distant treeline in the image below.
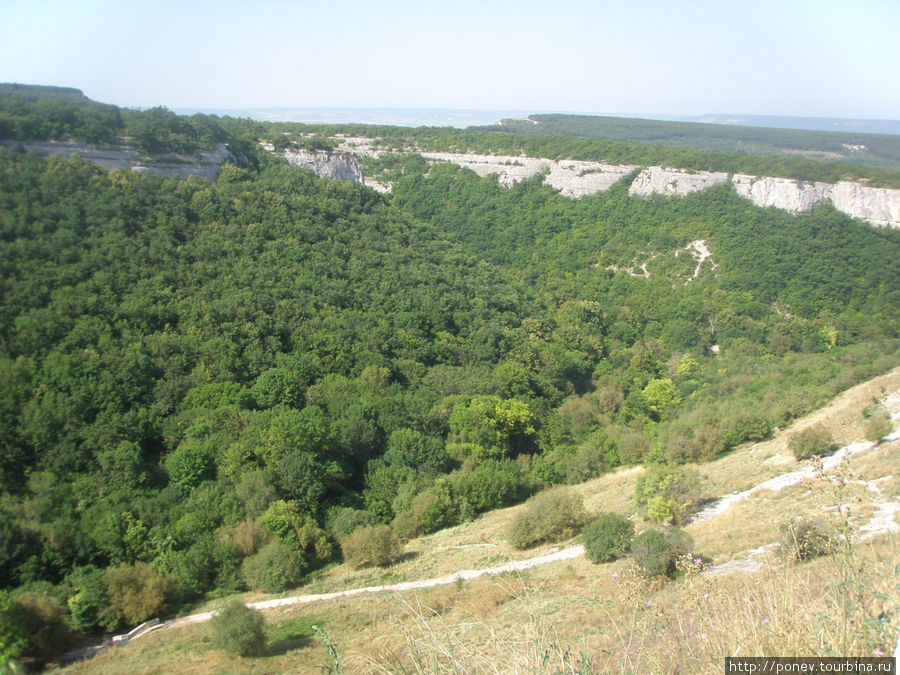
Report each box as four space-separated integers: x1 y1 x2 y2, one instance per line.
480 113 900 174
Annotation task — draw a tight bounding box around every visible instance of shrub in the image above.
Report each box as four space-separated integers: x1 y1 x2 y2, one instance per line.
211 600 267 657
789 424 834 460
229 517 272 556
66 565 118 632
507 487 587 550
325 506 379 542
662 418 727 463
630 528 693 577
0 590 27 669
582 513 634 564
565 444 612 484
723 412 772 448
633 464 700 525
392 480 460 541
258 500 333 570
452 459 526 517
103 563 171 626
340 525 402 569
779 518 833 561
864 405 893 443
13 592 74 663
241 542 303 593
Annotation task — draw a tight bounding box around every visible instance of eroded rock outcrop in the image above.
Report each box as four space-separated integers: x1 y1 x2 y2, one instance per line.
419 152 636 197
330 137 900 229
732 174 832 213
0 140 234 181
628 167 730 197
282 148 363 183
731 174 900 227
830 181 900 228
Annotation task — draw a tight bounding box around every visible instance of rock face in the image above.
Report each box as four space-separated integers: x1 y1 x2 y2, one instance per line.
0 140 233 181
830 181 900 229
331 137 900 229
282 148 363 183
423 153 900 228
546 160 637 197
419 152 636 197
732 174 832 213
420 152 553 186
628 167 730 197
731 174 900 227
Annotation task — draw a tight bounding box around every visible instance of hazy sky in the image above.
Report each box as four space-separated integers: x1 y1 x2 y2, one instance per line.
2 0 899 118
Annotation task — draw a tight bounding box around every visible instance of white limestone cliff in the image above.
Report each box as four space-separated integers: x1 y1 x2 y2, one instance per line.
282 148 364 183
545 160 637 197
830 181 900 228
732 174 832 213
628 167 730 197
310 138 900 229
0 139 233 181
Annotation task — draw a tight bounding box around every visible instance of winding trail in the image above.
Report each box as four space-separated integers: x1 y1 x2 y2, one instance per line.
170 544 586 629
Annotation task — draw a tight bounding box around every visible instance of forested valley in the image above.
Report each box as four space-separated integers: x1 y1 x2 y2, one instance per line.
2 86 900 666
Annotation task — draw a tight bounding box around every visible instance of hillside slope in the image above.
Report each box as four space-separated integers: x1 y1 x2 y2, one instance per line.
61 368 900 672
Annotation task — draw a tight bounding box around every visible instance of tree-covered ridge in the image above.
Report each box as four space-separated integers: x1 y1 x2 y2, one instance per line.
0 84 234 154
2 94 900 665
249 122 900 189
4 84 900 188
482 113 900 174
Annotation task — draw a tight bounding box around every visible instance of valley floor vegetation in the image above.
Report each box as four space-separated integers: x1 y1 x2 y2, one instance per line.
1 85 899 669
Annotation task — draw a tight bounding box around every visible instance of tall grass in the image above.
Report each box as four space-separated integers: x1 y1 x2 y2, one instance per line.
351 459 898 673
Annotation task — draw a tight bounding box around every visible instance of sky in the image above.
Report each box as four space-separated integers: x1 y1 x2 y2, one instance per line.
2 0 899 119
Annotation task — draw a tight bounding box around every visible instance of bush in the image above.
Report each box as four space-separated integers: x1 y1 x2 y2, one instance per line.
582 512 634 564
325 506 379 542
392 480 460 541
13 592 74 663
258 500 333 570
788 424 834 460
211 600 267 657
507 487 587 550
340 525 402 569
66 565 118 632
0 590 27 669
779 518 833 561
630 528 693 577
103 563 171 626
241 542 303 593
864 405 893 443
633 464 700 525
723 412 772 449
565 444 612 484
229 517 272 556
452 459 526 518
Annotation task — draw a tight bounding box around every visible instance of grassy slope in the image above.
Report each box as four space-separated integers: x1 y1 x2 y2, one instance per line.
60 368 900 673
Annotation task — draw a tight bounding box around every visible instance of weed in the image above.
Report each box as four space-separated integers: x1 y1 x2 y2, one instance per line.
313 624 342 673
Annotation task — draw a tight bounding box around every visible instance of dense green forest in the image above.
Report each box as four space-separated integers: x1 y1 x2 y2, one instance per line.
483 113 900 174
1 86 900 666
